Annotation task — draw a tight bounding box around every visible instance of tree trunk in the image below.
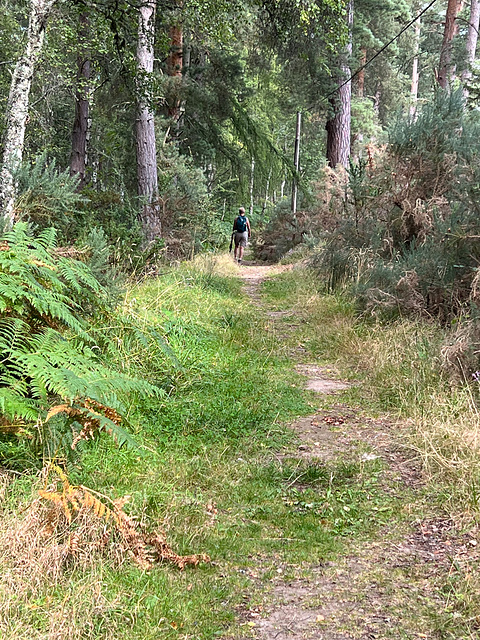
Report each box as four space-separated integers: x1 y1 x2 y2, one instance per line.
438 0 464 88
291 110 301 214
167 20 183 122
462 0 480 95
410 16 421 117
357 48 366 98
0 0 56 228
136 0 161 242
326 0 353 169
262 168 272 216
249 157 255 216
70 12 90 189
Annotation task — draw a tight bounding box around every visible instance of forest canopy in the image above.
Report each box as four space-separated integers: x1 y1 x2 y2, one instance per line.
0 0 480 274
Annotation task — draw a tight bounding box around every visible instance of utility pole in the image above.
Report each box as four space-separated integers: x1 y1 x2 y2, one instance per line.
291 111 301 215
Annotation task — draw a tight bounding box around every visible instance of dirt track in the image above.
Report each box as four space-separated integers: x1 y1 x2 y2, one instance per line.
232 262 478 640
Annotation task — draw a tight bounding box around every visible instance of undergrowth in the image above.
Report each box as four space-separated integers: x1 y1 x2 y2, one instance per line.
261 266 480 636
262 267 480 517
3 254 480 639
0 254 401 640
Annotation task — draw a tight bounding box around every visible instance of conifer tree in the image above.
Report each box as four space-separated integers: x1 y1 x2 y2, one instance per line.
326 0 354 168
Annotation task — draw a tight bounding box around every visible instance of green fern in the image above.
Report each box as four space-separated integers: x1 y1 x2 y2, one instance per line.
0 223 161 466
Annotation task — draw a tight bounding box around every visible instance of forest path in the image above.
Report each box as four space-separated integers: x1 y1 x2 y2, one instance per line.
232 262 471 640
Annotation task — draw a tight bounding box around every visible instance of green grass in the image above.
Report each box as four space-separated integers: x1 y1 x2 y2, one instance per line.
2 257 480 639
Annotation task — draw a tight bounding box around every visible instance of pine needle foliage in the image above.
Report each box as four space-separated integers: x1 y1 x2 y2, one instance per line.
14 154 84 233
308 90 480 326
0 223 159 466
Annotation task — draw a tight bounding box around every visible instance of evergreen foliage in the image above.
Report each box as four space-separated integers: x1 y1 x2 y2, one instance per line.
306 90 480 330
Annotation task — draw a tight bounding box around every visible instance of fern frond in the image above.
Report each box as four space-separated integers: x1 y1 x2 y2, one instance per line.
0 223 161 464
0 388 38 422
37 466 211 570
45 400 138 450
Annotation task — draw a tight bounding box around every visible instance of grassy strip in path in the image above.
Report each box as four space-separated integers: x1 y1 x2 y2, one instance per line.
261 266 480 638
1 256 476 639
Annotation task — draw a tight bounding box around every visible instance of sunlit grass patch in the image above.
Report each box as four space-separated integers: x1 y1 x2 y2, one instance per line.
3 257 478 639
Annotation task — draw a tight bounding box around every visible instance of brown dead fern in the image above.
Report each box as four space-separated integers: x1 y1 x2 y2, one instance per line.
37 464 210 571
46 399 124 449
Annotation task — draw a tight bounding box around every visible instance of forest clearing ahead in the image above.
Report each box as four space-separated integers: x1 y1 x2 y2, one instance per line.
1 254 480 640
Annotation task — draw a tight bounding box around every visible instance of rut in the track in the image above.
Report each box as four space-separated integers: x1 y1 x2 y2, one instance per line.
229 263 469 640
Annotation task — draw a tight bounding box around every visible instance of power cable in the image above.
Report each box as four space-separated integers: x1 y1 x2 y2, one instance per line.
323 0 440 102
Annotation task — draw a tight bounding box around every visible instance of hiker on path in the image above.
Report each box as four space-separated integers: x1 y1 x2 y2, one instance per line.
232 206 251 264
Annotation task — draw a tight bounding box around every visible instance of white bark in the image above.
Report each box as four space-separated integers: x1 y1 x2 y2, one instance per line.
291 111 301 214
0 0 56 228
410 17 421 118
249 157 255 216
462 0 480 97
136 0 161 242
262 168 272 215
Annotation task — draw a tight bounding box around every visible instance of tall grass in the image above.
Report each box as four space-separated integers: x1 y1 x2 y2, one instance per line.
263 267 480 516
0 255 323 639
3 256 480 639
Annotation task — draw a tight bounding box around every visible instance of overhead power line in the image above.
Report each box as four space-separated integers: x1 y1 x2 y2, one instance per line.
324 0 439 101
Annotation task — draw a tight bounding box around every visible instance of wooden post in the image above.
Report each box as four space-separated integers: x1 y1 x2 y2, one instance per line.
249 157 255 216
291 111 301 215
410 15 421 118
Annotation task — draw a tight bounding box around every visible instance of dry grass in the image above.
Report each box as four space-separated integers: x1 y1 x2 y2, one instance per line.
408 390 480 510
0 479 118 639
281 273 480 515
0 464 211 640
189 252 239 277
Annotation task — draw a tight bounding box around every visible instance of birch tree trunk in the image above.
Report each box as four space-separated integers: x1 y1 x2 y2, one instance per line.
462 0 480 96
0 0 56 228
410 16 421 117
326 0 353 169
70 12 90 189
438 0 464 88
136 0 161 242
262 168 272 216
249 157 255 216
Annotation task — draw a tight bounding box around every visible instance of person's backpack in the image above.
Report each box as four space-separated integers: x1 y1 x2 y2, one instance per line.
236 215 248 232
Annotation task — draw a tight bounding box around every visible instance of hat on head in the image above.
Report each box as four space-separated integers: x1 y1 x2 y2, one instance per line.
239 207 245 213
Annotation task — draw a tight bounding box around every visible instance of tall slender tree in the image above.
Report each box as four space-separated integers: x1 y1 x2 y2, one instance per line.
136 0 161 242
0 0 57 227
437 0 464 88
326 0 354 168
167 1 184 124
70 12 91 189
410 10 421 116
461 0 480 96
357 47 367 98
